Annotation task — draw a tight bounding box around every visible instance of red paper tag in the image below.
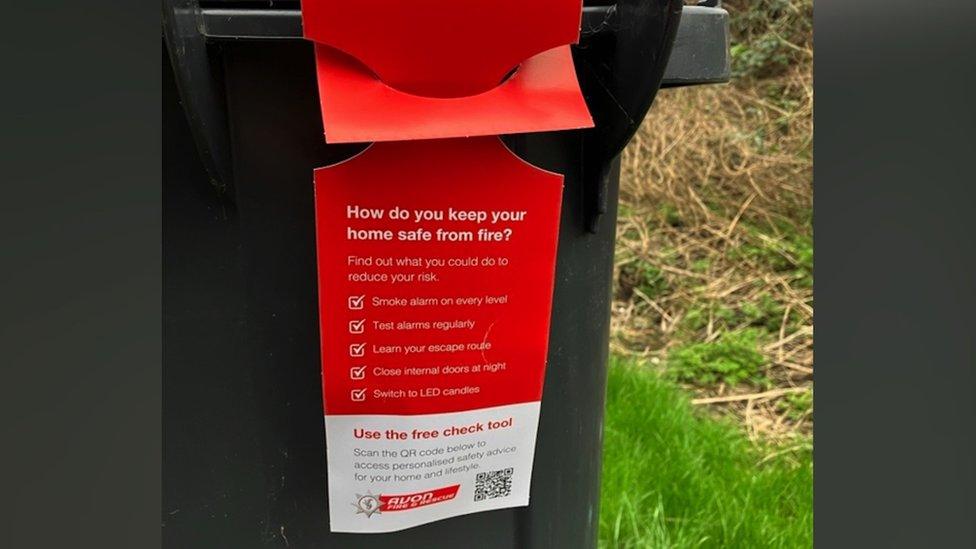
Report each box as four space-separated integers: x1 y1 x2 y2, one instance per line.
304 0 585 533
302 0 584 97
314 137 563 532
302 0 593 143
314 45 593 143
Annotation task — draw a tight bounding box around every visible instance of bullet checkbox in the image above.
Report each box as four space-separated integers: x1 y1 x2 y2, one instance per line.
349 343 366 358
348 319 366 334
350 388 367 402
347 295 365 310
350 366 367 380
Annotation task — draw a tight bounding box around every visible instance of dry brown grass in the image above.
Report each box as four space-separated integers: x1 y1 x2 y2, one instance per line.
613 0 813 443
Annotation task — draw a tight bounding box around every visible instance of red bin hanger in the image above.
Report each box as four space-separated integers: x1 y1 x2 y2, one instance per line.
302 0 584 98
301 0 594 143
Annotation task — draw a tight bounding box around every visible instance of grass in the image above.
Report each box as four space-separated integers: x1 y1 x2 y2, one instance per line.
667 329 769 387
599 358 813 548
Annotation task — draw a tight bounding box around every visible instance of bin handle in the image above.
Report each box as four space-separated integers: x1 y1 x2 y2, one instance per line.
577 0 685 232
163 0 234 191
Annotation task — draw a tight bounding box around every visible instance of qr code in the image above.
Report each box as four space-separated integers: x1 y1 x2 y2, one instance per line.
474 468 513 501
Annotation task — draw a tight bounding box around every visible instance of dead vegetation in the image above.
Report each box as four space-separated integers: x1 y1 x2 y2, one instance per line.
613 0 813 443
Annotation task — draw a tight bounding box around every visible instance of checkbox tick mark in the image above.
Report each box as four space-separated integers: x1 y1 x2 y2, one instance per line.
348 295 365 310
349 343 366 357
350 389 367 402
349 319 366 334
350 366 367 380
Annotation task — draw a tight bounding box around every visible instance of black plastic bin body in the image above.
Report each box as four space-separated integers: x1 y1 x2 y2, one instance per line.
163 1 709 546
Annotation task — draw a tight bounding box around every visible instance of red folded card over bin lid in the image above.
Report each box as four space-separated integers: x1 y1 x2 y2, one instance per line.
301 0 594 143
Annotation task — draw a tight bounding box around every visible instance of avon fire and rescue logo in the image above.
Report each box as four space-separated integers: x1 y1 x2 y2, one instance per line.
353 485 461 518
352 493 382 518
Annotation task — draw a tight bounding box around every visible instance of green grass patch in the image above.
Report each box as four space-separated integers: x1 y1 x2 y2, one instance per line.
728 227 813 289
776 390 813 422
658 203 684 227
600 358 813 548
667 329 768 387
618 261 670 300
